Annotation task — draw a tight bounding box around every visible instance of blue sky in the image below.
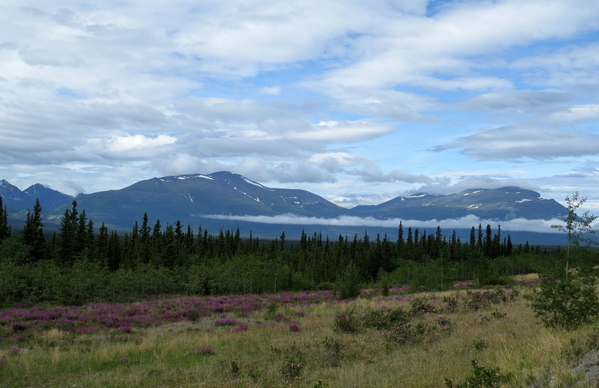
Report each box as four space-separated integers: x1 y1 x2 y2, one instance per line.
2 0 599 219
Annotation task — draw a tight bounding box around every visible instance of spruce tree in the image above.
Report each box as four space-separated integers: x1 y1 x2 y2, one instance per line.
22 199 45 262
59 200 80 266
0 197 10 241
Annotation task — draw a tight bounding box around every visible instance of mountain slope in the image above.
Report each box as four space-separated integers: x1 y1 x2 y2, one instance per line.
0 180 73 212
351 187 567 221
4 173 569 232
54 171 347 228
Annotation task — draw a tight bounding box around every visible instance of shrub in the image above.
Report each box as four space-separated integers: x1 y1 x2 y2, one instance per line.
230 360 240 378
529 191 599 330
320 336 345 366
233 324 249 331
337 262 362 299
528 264 599 330
410 298 438 315
194 347 214 355
333 309 360 334
386 322 429 345
214 318 238 326
289 323 301 332
360 307 410 330
281 361 303 380
445 359 512 387
442 295 460 312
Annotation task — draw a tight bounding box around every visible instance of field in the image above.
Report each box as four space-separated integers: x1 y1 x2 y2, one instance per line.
1 277 598 387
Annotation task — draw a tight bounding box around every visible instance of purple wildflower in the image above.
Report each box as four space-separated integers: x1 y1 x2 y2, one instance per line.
288 323 301 332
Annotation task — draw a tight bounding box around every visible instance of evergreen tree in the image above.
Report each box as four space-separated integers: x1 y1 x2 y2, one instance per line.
397 221 404 253
484 224 493 257
280 231 286 250
506 235 513 256
94 222 109 267
22 199 45 262
0 197 10 241
107 230 121 271
59 200 80 266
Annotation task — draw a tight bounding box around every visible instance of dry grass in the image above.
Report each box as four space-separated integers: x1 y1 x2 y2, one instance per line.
1 286 598 387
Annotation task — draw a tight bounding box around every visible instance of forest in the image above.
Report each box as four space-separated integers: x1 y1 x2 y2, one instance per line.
0 197 572 307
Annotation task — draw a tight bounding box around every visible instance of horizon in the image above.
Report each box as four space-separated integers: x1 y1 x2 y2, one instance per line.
1 171 577 239
1 169 560 208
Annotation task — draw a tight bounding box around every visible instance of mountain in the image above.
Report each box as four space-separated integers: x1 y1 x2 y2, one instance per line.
46 171 348 228
351 187 567 221
0 180 73 213
0 180 29 211
2 172 569 243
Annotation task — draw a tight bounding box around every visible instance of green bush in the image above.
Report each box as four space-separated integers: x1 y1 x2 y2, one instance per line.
337 262 362 299
528 263 599 330
445 359 512 388
333 308 361 334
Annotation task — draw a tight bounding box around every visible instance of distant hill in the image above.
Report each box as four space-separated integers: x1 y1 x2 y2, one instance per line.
351 187 567 221
43 171 347 229
1 172 570 244
0 180 73 213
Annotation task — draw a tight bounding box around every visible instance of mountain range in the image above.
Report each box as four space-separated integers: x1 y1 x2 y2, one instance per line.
1 172 568 241
0 179 73 214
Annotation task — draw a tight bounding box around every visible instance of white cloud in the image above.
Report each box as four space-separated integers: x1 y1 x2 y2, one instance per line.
2 0 599 212
291 120 394 143
105 134 177 152
431 126 599 160
350 162 431 183
511 42 599 87
412 175 542 196
260 86 281 95
308 152 369 171
205 213 565 233
549 105 599 122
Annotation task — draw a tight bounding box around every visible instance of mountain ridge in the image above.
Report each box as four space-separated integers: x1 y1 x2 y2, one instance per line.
2 172 568 233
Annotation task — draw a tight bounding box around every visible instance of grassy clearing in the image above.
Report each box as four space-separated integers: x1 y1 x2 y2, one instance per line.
1 284 598 387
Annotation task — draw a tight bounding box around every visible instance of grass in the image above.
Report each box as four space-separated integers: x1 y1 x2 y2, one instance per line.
1 283 598 387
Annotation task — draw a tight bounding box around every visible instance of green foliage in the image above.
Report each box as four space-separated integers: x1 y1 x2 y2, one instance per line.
337 261 362 299
333 308 361 334
410 298 438 315
0 236 30 265
229 360 240 378
22 199 45 263
445 360 512 388
360 307 410 330
528 263 599 330
0 197 10 242
378 267 390 296
551 191 598 255
0 193 574 305
529 192 599 331
276 344 306 381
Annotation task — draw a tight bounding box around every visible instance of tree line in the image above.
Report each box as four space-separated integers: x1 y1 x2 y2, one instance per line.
0 197 561 306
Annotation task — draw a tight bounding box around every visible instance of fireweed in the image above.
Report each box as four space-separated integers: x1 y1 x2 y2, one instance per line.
288 323 301 332
0 290 339 335
194 346 214 355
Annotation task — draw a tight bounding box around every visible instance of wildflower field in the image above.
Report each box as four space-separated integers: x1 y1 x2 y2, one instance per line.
0 278 598 387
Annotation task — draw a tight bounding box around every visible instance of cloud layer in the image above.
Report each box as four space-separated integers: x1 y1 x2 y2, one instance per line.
1 0 599 220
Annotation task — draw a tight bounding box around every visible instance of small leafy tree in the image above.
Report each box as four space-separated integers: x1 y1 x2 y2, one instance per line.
529 192 599 330
337 261 362 299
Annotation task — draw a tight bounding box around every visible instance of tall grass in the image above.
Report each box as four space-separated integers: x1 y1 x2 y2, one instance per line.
0 284 597 387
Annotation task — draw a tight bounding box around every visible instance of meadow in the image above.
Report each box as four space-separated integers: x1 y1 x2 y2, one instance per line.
1 276 598 388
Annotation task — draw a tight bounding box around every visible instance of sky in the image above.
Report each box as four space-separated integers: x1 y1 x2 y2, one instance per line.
2 0 599 216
